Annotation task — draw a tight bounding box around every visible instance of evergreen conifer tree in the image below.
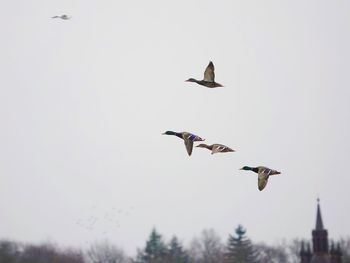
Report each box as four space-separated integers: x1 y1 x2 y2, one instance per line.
225 225 258 263
136 228 167 263
166 236 189 263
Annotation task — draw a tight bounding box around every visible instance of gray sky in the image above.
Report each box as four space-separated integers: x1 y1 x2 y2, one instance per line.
1 0 350 255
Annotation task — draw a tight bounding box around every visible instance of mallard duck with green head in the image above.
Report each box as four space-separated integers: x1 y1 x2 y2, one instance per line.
185 61 223 88
196 143 235 154
240 166 281 191
162 131 205 156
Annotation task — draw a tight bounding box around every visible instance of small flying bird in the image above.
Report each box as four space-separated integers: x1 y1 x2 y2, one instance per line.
240 166 281 191
52 15 71 20
162 131 205 156
185 61 223 88
196 143 235 154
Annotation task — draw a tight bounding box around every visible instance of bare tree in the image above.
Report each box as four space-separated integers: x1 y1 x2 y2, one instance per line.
0 239 21 263
86 240 128 263
59 248 85 263
254 238 306 263
254 242 289 263
338 237 350 263
188 229 224 263
20 243 58 263
19 242 85 263
284 238 307 263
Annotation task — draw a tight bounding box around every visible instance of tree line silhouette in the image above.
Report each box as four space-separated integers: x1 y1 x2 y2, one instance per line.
1 225 349 263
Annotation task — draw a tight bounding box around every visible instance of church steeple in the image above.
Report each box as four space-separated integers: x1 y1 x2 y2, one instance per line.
316 198 324 230
300 199 342 263
312 199 329 254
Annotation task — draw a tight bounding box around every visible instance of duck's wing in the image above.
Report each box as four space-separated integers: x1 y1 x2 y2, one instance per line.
211 144 224 154
211 144 234 154
187 133 205 142
257 167 280 191
203 61 215 82
258 166 281 176
258 174 269 191
183 136 194 156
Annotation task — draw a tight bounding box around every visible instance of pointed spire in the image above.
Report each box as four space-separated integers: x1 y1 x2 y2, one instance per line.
336 243 342 255
306 242 311 253
316 198 324 230
300 241 305 253
330 241 335 253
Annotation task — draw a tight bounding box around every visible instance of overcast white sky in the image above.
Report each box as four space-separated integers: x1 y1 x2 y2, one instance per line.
1 0 349 255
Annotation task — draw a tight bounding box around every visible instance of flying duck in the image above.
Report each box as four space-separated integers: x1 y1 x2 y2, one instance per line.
185 61 223 88
240 166 281 191
52 15 71 20
162 131 205 156
196 143 235 154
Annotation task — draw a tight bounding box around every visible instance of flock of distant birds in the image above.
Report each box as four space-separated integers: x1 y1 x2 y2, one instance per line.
76 206 135 237
52 15 281 191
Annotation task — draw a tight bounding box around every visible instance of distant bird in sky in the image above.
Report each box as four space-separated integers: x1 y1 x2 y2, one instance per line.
186 61 223 88
162 131 205 156
240 166 281 191
196 143 235 154
52 15 71 20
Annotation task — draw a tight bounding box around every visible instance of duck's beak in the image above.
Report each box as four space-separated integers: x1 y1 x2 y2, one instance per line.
239 168 243 170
